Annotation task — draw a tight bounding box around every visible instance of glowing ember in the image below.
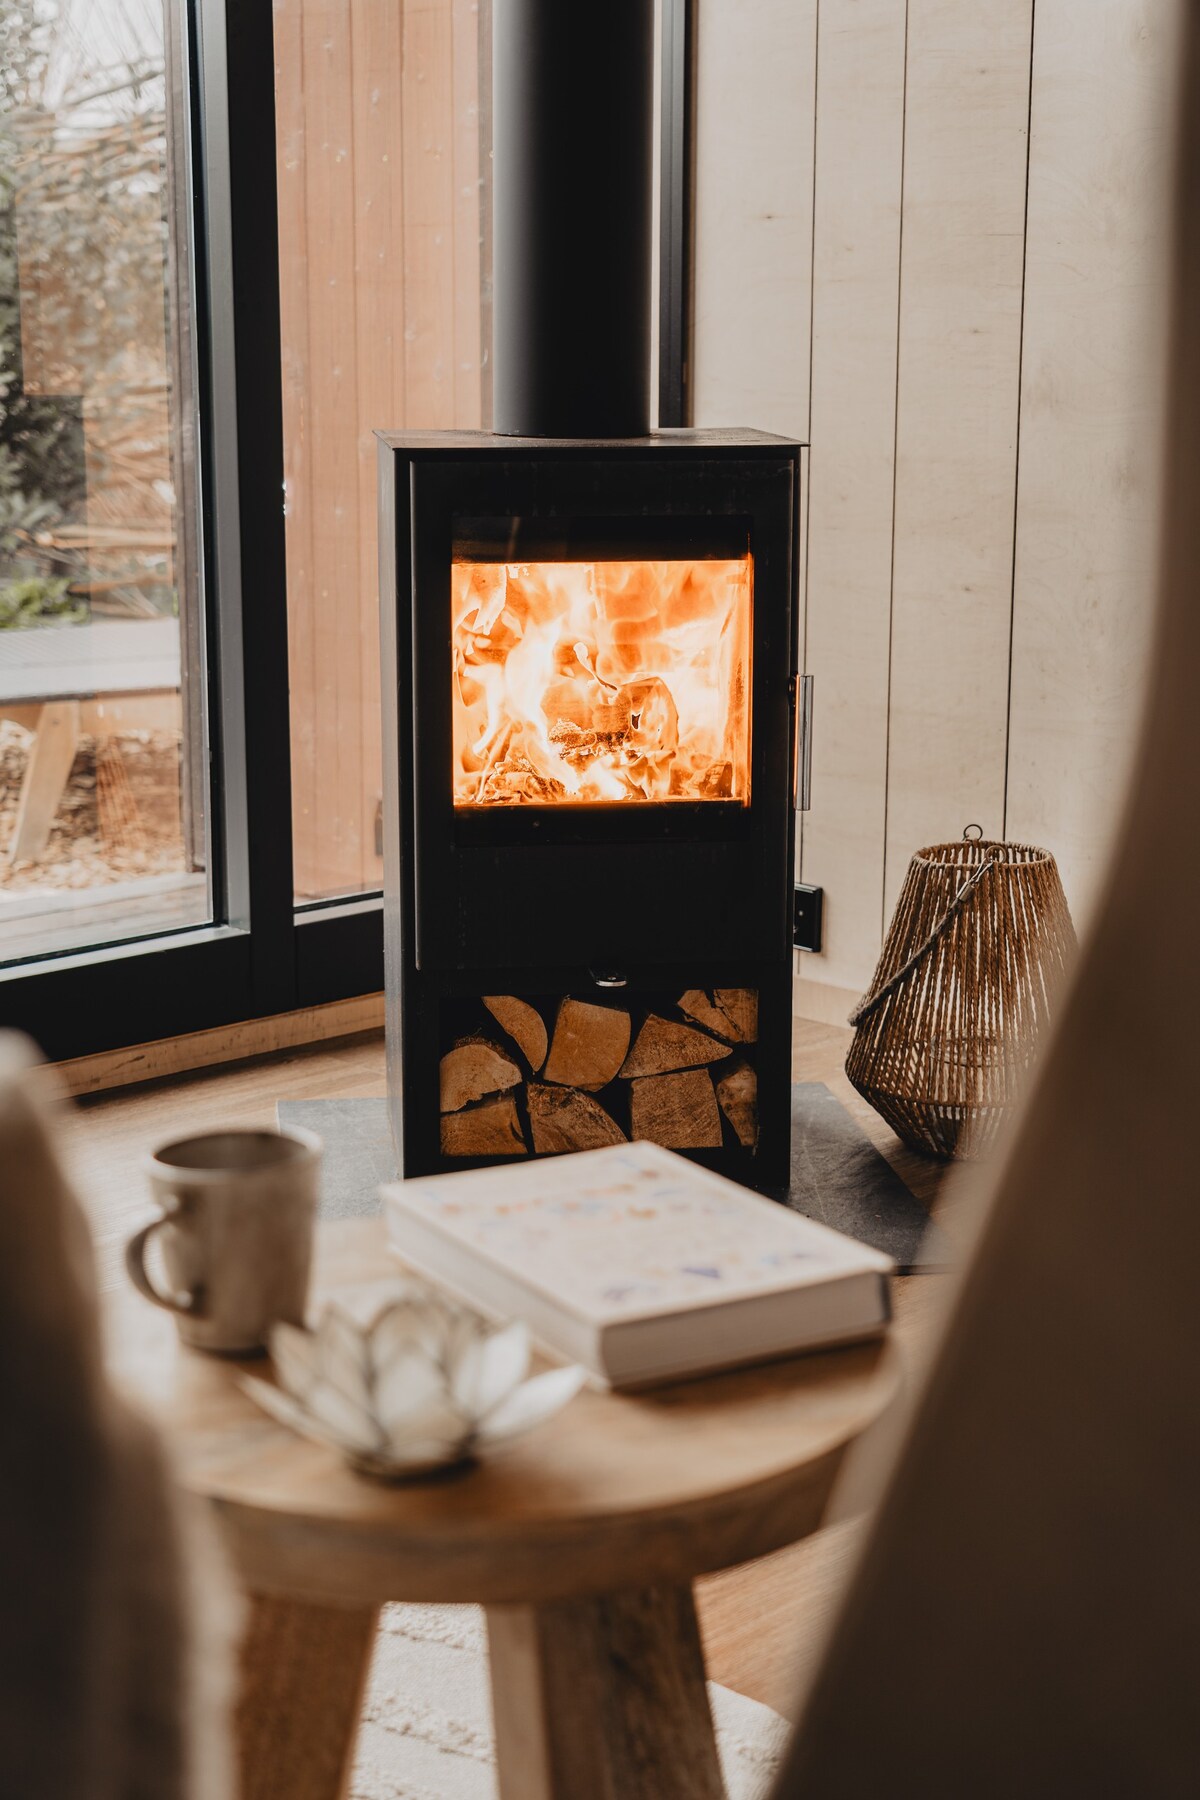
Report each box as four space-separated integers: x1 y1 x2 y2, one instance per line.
452 558 752 805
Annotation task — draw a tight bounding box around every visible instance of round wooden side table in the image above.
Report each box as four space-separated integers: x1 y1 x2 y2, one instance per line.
107 1218 899 1800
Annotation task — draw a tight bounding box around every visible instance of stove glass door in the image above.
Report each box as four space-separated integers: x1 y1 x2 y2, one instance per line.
451 519 752 809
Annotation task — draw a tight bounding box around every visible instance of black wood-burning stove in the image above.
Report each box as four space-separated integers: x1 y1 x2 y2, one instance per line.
378 1 806 1196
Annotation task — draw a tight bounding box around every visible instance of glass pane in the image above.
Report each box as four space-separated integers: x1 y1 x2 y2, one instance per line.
0 0 209 962
276 0 489 902
452 550 753 807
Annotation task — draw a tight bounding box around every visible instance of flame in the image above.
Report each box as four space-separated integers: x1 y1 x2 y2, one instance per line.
452 557 752 806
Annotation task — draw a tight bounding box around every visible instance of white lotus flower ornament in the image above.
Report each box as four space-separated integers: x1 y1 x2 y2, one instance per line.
240 1282 586 1479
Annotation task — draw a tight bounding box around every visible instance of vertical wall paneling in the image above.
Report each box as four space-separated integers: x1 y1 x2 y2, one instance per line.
691 0 818 438
451 0 483 426
270 1 1176 946
402 0 457 427
882 0 1033 915
277 0 485 900
350 0 408 893
800 0 908 994
1006 0 1174 927
694 0 1173 1001
301 0 363 891
275 0 319 897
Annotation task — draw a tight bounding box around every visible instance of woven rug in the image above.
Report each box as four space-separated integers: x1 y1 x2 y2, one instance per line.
278 1084 946 1272
355 1603 790 1800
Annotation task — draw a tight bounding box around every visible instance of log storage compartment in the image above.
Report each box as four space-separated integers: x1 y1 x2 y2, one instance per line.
439 987 761 1161
380 431 802 1195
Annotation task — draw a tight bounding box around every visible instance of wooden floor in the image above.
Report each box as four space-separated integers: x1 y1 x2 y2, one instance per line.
71 1012 953 1722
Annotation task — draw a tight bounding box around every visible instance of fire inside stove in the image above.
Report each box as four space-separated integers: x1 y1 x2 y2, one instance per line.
451 555 753 806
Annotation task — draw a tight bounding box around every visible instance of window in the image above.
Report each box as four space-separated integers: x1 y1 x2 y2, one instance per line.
0 0 693 1061
0 0 209 961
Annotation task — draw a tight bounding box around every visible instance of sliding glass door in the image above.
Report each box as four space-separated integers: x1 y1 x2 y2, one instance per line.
0 0 690 1062
0 0 210 961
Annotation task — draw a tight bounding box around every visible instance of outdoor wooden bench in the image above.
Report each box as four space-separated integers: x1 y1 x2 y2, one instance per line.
0 618 181 865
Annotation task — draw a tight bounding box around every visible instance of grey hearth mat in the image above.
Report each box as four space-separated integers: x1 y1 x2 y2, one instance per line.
277 1084 948 1275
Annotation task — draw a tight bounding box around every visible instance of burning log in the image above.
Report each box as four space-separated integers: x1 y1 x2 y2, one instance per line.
440 1095 527 1157
476 756 568 805
715 1061 759 1149
697 762 734 798
543 1000 631 1090
630 1068 722 1149
440 1040 521 1114
542 679 632 738
677 988 758 1044
483 995 548 1072
619 1014 731 1080
527 1084 627 1153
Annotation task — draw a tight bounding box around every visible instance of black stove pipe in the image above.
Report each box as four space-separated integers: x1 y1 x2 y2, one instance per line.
492 0 655 439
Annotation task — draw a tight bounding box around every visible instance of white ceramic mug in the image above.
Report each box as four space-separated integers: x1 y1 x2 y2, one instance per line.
126 1126 321 1354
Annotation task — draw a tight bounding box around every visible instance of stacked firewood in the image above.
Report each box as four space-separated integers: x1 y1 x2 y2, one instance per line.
439 989 758 1159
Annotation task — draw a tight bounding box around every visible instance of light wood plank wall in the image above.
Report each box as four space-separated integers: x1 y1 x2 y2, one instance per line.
693 0 1176 1009
275 0 484 901
1006 1 1173 897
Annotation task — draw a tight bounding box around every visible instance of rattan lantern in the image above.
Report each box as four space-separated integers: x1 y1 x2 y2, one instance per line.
846 836 1076 1160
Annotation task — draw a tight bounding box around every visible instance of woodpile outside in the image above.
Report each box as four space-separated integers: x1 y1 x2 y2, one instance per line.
438 988 760 1161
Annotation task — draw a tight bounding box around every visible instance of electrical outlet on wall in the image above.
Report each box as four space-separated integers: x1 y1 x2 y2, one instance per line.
793 884 824 953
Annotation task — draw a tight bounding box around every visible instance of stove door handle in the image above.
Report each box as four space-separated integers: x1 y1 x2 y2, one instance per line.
794 673 814 813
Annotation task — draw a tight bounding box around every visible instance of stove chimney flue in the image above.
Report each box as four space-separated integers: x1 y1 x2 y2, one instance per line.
492 0 655 439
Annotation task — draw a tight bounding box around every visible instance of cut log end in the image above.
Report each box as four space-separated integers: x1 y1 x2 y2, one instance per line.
677 988 758 1044
714 989 758 1043
440 1040 522 1114
483 995 549 1072
527 1084 627 1153
630 1068 722 1149
543 999 631 1090
716 1061 758 1149
620 1014 731 1080
677 988 735 1038
440 1094 526 1158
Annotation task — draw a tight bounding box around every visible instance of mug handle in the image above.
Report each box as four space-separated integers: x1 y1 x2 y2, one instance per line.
125 1213 202 1316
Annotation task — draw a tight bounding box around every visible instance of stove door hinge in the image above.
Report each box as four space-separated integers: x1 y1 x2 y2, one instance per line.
792 672 814 812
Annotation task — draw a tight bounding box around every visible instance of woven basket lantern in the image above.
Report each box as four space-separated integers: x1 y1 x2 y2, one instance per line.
846 837 1076 1160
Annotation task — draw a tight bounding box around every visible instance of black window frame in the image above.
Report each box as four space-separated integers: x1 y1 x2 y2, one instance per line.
0 0 696 1063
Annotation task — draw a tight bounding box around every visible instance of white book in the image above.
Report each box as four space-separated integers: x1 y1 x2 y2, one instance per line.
382 1141 893 1387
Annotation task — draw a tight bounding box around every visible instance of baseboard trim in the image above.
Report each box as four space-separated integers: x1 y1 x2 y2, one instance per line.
792 976 861 1030
52 993 385 1099
56 978 857 1100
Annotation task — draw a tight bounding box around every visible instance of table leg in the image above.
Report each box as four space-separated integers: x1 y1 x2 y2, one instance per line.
486 1584 724 1800
234 1596 379 1800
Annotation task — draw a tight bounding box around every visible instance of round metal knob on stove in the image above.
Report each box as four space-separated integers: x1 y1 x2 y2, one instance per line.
590 969 628 989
